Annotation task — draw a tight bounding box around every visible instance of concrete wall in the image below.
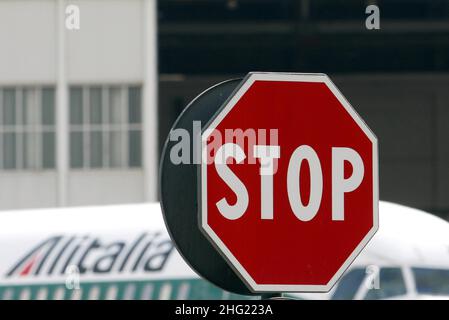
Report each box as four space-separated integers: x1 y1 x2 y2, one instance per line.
66 0 144 83
0 0 157 210
0 0 57 84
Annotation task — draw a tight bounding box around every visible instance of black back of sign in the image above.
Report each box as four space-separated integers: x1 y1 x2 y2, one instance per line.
159 78 255 295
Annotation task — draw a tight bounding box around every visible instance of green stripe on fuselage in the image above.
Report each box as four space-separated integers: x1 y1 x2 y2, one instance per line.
0 279 257 300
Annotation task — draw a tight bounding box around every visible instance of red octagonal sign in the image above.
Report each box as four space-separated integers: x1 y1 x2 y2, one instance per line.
200 73 378 292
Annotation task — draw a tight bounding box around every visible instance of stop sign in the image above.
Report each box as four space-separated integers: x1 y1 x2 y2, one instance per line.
200 72 378 292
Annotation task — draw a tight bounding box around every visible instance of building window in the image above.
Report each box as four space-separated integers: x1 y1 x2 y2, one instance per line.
69 85 142 169
364 267 407 300
0 87 56 170
331 268 366 300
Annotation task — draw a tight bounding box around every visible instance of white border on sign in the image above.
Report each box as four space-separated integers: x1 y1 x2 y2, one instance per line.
200 72 379 293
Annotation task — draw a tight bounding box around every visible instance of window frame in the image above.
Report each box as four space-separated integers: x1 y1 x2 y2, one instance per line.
411 267 449 297
69 84 142 170
331 267 367 300
355 266 409 300
0 86 56 171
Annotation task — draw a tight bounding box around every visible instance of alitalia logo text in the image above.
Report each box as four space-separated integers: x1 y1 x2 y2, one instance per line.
6 232 174 277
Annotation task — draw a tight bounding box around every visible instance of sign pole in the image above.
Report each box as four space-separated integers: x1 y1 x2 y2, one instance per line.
261 293 284 300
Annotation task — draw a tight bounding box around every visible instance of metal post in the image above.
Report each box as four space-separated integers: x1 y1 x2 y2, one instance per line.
56 0 68 206
261 292 284 300
142 0 158 202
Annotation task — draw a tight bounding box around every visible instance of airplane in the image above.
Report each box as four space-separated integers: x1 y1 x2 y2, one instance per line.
0 202 251 300
291 201 449 300
0 201 448 300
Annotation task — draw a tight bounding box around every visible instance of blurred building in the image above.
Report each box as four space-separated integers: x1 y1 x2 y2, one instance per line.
157 0 449 219
0 0 157 210
2 0 449 220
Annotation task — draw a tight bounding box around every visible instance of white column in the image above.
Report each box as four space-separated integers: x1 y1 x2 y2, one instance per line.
142 0 158 202
56 0 68 206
